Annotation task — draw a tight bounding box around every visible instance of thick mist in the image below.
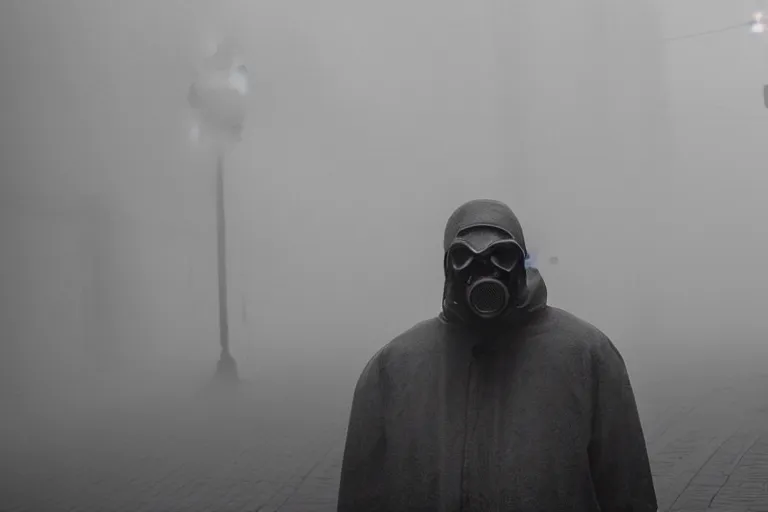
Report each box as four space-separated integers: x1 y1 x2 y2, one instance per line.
1 0 768 510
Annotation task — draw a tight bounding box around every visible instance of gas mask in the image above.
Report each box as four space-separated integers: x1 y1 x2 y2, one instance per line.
444 228 525 321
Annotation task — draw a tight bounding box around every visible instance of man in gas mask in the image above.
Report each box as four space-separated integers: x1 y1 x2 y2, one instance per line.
337 199 657 512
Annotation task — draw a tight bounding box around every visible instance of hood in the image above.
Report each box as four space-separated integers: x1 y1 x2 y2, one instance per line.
440 199 547 323
443 199 528 255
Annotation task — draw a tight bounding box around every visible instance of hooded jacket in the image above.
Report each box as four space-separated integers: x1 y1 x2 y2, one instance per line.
337 200 657 512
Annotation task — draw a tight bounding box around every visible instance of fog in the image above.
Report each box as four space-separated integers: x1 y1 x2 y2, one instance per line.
1 0 768 510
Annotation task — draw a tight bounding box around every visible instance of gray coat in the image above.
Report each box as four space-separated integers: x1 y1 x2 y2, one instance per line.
338 200 657 511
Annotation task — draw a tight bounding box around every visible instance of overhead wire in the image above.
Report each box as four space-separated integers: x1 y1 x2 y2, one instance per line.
663 7 764 43
661 4 768 104
664 21 751 42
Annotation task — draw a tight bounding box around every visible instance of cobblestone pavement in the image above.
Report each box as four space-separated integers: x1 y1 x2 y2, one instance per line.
1 373 768 512
644 373 768 512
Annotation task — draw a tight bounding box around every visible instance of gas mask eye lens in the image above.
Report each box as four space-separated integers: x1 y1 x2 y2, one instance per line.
449 245 474 271
489 245 520 272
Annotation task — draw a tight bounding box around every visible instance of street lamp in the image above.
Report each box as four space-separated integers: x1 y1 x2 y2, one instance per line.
187 39 248 384
752 12 765 33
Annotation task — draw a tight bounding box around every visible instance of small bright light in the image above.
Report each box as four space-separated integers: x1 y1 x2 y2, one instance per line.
228 65 249 96
752 21 766 33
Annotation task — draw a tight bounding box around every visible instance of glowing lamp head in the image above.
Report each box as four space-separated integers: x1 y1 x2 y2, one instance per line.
752 12 765 33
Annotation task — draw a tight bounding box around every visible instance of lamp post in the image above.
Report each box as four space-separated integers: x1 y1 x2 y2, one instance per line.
187 39 248 384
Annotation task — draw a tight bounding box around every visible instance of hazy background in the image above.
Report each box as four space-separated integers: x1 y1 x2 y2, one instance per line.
1 0 768 509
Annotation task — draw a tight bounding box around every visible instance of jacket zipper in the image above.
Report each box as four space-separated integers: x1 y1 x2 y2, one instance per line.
459 358 475 511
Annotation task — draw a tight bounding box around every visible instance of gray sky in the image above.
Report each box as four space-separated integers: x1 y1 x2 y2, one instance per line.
1 0 767 408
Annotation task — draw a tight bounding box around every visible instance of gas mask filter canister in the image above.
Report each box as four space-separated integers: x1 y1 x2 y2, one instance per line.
447 237 523 320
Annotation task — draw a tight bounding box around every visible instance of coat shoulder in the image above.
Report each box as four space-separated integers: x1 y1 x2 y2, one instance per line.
368 317 444 367
348 318 444 406
542 306 625 362
541 307 614 348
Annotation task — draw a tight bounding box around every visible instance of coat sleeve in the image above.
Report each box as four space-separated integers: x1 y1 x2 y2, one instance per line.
337 352 388 512
588 335 658 512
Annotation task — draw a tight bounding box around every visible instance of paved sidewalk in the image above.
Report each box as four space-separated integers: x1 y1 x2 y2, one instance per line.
0 386 349 512
259 438 345 512
1 374 767 512
647 374 768 512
